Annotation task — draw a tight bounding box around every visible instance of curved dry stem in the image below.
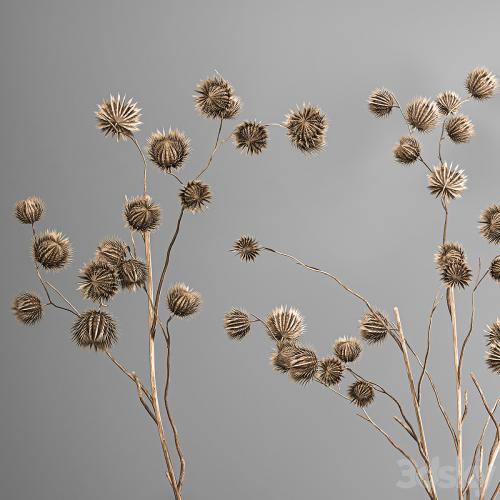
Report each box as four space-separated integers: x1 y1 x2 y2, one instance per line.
131 135 148 195
194 117 225 179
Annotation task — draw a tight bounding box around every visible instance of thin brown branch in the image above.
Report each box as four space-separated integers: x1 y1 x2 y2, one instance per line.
194 117 225 179
131 135 148 195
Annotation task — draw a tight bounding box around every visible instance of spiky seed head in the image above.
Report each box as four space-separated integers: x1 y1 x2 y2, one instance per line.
78 261 118 302
393 136 421 164
221 96 242 119
485 341 500 374
72 310 118 351
479 205 500 244
486 320 500 346
32 230 72 270
270 340 300 373
289 346 318 384
318 357 344 386
224 308 251 340
334 336 362 363
489 257 500 282
435 242 466 270
266 306 304 341
348 381 375 407
124 195 161 232
466 67 497 100
446 115 474 143
167 283 201 318
96 94 141 141
179 180 212 213
194 75 234 119
147 129 190 172
12 292 43 325
368 88 396 117
441 259 472 289
117 258 148 291
15 197 44 224
284 104 328 153
232 235 260 262
405 97 439 132
233 121 268 155
95 238 128 266
428 163 467 202
436 91 462 115
359 311 391 344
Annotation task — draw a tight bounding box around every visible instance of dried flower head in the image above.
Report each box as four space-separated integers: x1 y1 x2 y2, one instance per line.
436 91 462 115
393 136 421 164
485 341 500 374
479 205 500 244
334 337 362 363
489 257 500 282
368 88 395 117
221 96 242 119
96 94 141 141
72 310 118 351
117 258 148 291
435 242 466 270
318 357 344 386
486 320 500 346
233 121 268 155
348 381 375 407
446 114 474 143
194 74 234 119
124 195 161 232
441 259 472 289
466 67 497 100
266 306 304 341
179 180 212 213
270 340 300 373
289 346 318 384
428 163 467 202
224 308 251 340
167 283 201 318
232 235 260 262
78 261 118 302
405 97 439 132
147 129 190 172
33 230 72 270
12 292 43 325
15 196 44 224
95 238 128 266
359 311 391 344
284 104 327 153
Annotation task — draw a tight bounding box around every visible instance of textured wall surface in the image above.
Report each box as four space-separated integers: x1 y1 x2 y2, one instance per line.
1 1 499 499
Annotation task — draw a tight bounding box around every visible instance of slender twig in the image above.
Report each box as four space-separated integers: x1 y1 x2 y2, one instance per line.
438 117 447 164
492 481 500 499
441 199 449 245
194 117 225 179
131 135 148 195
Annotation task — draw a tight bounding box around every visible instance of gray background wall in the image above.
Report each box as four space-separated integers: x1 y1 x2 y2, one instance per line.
1 1 499 499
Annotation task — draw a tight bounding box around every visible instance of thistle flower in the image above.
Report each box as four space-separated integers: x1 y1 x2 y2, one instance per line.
96 94 141 141
167 283 201 318
284 104 327 153
233 121 268 155
368 88 395 117
489 257 500 282
318 357 344 386
33 230 72 270
12 292 43 325
348 381 375 407
428 163 467 202
270 340 300 373
393 136 421 164
194 75 234 119
179 180 212 213
334 337 362 363
95 238 128 266
266 306 304 341
466 67 497 100
441 259 472 289
72 310 118 351
224 308 251 340
405 97 439 132
486 320 500 346
446 115 474 143
359 311 391 344
147 129 190 172
436 91 461 115
232 235 260 262
117 258 148 291
124 195 161 232
289 346 318 384
221 96 242 119
479 205 500 244
78 261 118 302
15 196 44 224
435 242 466 270
485 341 500 374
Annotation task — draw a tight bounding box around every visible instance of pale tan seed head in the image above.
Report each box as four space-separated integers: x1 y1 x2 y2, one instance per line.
359 311 391 344
428 163 467 202
232 235 261 262
233 121 268 155
479 205 500 244
179 180 212 213
284 104 327 153
194 74 234 119
15 196 44 224
446 114 474 143
368 88 396 117
266 306 304 341
167 283 201 318
124 195 161 233
32 230 72 270
466 67 497 100
12 292 43 325
147 129 190 172
334 336 362 363
436 91 462 115
117 258 148 291
318 357 344 386
405 97 439 132
288 346 318 384
78 261 118 302
224 308 251 340
393 136 421 164
348 380 375 407
96 94 141 141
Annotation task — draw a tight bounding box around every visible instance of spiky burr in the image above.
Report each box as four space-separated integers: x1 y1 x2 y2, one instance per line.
224 308 251 340
167 283 201 318
266 306 304 341
15 197 44 224
72 310 118 351
96 94 141 141
12 292 43 325
32 230 72 270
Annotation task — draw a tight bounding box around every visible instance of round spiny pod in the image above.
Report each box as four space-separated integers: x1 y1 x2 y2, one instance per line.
489 257 500 282
405 97 439 132
270 340 300 373
147 129 190 172
441 259 472 289
117 258 148 291
436 91 462 115
359 310 391 344
284 104 328 153
466 67 497 100
221 96 242 120
233 121 268 155
96 94 141 141
167 283 201 318
485 341 500 374
393 136 421 164
428 163 467 203
318 357 344 386
72 310 118 351
232 235 260 262
12 292 43 325
289 346 318 384
486 320 500 346
434 242 466 271
32 230 72 270
334 336 362 363
348 380 375 407
479 205 500 244
368 88 396 117
194 74 234 119
78 261 118 302
15 196 44 224
446 114 474 144
224 308 251 340
124 195 161 233
266 305 304 341
95 238 128 266
179 180 212 214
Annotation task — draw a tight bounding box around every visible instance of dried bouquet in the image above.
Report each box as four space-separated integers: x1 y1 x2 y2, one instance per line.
226 67 499 500
11 74 326 499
